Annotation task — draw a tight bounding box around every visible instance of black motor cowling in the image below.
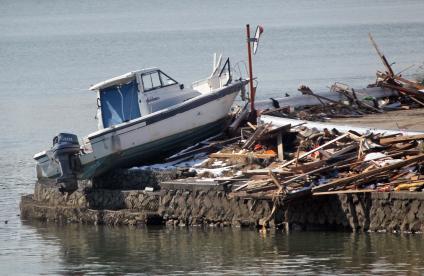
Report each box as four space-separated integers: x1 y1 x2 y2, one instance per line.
52 133 80 192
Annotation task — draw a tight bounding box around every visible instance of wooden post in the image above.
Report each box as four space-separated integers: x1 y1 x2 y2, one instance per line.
246 24 255 114
277 133 284 161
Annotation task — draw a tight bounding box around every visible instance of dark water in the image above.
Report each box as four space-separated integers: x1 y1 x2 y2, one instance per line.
16 222 424 275
1 0 424 274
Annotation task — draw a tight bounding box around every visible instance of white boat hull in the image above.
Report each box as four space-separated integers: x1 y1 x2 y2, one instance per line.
78 80 246 178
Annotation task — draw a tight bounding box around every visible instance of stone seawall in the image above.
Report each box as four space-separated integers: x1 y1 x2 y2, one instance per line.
284 192 424 233
21 174 424 233
21 180 273 227
20 170 424 232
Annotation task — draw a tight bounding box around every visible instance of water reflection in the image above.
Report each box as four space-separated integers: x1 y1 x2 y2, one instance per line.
22 221 424 275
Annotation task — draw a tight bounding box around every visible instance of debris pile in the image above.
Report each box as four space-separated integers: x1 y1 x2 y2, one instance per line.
138 33 424 204
262 79 424 123
156 119 424 203
260 33 424 123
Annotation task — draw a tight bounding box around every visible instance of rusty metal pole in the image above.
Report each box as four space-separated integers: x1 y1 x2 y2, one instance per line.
246 24 255 114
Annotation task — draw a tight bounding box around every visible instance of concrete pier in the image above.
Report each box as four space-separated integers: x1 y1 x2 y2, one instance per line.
20 169 424 233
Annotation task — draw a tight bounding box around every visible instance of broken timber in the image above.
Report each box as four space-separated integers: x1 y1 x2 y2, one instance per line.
210 152 276 159
312 154 424 193
380 134 424 145
280 133 350 169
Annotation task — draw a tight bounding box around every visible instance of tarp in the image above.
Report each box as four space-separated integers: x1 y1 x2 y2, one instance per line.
100 79 141 128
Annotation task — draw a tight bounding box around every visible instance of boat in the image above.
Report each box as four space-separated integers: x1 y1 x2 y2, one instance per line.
34 55 248 190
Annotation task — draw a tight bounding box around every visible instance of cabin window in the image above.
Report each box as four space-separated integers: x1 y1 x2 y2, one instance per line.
100 79 141 128
142 72 161 92
160 72 177 86
141 70 178 92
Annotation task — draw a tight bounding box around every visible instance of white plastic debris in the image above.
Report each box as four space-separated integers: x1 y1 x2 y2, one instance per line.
364 152 387 161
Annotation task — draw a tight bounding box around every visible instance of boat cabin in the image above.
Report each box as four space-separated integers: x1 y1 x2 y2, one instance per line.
89 68 200 129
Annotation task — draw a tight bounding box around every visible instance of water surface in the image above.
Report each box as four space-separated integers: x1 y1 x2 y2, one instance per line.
1 0 424 274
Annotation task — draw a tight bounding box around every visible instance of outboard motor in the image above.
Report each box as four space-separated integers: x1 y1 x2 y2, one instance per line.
52 133 80 192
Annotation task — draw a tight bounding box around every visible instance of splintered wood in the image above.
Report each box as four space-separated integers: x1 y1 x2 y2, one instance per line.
225 125 424 201
195 117 424 202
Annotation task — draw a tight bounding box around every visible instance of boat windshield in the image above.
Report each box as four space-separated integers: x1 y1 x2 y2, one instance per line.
142 70 177 92
100 79 141 128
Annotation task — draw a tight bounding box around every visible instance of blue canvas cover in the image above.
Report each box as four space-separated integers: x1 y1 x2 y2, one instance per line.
100 79 141 128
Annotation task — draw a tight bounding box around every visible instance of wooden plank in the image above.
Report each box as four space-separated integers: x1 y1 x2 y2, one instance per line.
380 134 424 145
243 168 293 175
318 149 332 160
266 123 291 136
328 143 358 160
313 189 375 196
393 75 424 90
247 122 257 130
350 88 383 113
165 136 240 162
242 123 270 150
233 183 250 192
380 82 424 103
395 181 424 191
280 133 349 169
279 164 334 187
312 154 424 193
210 152 276 159
228 105 249 135
291 160 327 173
368 33 395 76
268 170 282 189
277 133 284 161
335 87 382 113
327 86 367 114
246 185 276 194
378 71 424 90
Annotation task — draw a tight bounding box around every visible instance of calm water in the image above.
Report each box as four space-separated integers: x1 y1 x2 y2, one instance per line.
1 0 424 274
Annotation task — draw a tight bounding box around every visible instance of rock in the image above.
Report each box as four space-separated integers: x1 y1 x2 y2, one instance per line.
407 211 417 225
410 221 422 233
